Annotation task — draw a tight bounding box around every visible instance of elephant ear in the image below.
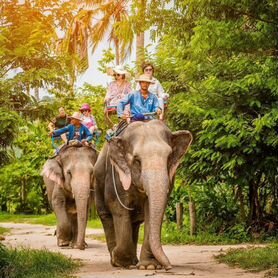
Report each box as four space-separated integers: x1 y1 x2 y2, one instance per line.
109 137 131 191
169 130 193 183
41 158 64 187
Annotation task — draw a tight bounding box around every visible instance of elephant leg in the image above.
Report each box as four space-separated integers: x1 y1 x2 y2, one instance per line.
112 210 137 267
52 188 72 247
99 211 116 253
131 221 141 265
69 212 77 246
95 179 116 255
138 202 161 270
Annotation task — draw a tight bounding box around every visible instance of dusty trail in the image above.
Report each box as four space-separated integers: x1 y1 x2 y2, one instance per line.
0 222 264 278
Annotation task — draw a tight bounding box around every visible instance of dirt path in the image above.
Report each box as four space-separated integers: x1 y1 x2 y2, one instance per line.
0 222 264 278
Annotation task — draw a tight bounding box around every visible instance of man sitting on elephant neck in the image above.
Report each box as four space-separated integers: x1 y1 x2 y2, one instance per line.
117 74 162 122
49 112 93 147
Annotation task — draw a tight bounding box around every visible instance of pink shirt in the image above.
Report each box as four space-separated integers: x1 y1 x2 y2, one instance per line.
105 81 132 107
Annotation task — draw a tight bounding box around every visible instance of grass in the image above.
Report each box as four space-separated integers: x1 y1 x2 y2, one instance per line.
89 234 106 242
0 212 102 229
0 244 79 278
0 227 10 236
0 213 57 226
87 218 103 229
216 244 278 276
160 222 247 245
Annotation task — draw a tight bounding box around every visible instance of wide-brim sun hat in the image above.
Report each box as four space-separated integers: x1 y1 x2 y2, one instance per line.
106 65 131 79
80 103 91 112
69 112 82 121
113 65 128 75
135 74 155 84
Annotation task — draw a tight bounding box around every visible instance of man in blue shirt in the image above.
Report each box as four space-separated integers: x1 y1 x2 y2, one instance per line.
49 112 93 146
117 74 162 121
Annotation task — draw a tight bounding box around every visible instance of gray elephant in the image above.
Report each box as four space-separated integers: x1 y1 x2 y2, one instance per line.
94 120 192 270
41 144 98 250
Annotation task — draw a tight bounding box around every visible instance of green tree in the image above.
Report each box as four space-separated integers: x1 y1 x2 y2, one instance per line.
152 0 278 232
0 0 74 98
0 121 51 213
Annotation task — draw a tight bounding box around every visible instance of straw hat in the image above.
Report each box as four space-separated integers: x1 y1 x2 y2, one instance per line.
135 74 155 83
68 112 82 121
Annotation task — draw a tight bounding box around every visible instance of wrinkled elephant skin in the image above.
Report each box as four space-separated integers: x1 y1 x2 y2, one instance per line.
42 145 97 250
94 120 192 269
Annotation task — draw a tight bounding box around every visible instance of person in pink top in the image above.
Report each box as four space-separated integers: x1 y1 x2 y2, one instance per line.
104 65 132 124
80 103 98 133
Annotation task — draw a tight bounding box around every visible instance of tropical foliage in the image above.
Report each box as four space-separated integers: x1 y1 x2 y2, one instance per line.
151 0 278 236
0 0 278 242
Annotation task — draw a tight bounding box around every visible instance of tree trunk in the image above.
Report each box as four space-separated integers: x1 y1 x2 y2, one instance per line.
237 186 246 222
136 32 145 71
26 84 30 96
34 87 39 101
176 203 183 230
187 184 197 236
69 70 75 97
248 181 262 223
115 37 120 65
136 0 147 70
189 198 196 236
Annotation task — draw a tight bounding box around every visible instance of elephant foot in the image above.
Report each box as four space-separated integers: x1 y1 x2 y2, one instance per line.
111 248 138 268
137 259 162 270
72 242 86 250
57 239 70 247
71 240 87 250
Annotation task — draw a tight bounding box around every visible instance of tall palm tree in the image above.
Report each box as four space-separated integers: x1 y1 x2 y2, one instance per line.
58 6 93 94
62 0 153 80
80 0 133 65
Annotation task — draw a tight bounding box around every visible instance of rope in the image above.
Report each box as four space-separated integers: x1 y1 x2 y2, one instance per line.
111 163 134 211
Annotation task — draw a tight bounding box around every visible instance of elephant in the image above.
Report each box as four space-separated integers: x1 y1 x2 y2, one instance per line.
41 144 98 250
94 120 192 270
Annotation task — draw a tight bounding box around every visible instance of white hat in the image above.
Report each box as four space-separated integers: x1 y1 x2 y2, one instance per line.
135 74 155 84
68 112 82 121
113 65 128 75
107 65 129 76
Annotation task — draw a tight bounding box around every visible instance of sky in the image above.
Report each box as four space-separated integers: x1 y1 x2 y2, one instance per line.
76 32 155 89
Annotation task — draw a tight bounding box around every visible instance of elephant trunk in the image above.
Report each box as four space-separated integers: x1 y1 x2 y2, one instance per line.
144 169 172 270
73 185 90 250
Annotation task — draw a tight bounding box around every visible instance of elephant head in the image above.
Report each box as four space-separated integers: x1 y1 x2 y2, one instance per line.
42 144 97 249
108 120 192 269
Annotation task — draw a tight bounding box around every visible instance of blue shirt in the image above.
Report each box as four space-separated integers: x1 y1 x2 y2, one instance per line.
53 124 93 142
117 90 159 118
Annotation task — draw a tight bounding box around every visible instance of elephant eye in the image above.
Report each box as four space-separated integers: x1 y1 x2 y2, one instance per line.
133 156 141 170
133 155 140 163
66 170 72 176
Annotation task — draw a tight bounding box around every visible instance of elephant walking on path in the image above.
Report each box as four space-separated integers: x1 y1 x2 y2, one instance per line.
42 144 98 250
94 120 192 270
